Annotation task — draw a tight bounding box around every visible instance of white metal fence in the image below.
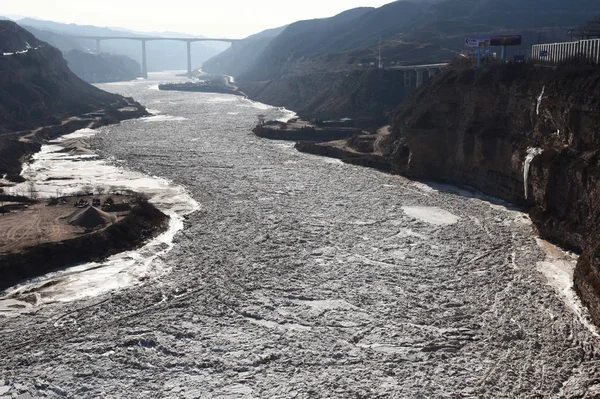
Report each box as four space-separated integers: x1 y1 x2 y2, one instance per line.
531 39 600 64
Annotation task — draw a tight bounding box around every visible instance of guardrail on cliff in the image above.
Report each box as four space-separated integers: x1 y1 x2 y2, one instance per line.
531 39 600 65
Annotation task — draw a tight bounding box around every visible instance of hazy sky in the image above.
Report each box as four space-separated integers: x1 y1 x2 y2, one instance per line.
4 0 394 38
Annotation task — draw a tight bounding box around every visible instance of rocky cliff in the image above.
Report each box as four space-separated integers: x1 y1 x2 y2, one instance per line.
240 69 412 125
385 63 600 325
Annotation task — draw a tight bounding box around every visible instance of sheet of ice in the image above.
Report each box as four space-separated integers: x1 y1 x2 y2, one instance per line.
237 102 269 110
204 96 240 103
0 128 199 312
523 147 543 199
142 115 187 122
536 239 599 337
536 85 546 115
402 206 459 225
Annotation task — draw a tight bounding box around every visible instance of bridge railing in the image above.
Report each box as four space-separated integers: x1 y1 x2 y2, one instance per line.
531 39 600 65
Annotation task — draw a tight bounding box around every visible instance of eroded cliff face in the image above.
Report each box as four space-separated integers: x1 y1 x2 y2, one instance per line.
387 64 600 324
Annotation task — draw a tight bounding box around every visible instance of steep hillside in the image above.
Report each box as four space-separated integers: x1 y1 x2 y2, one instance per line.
402 0 600 48
239 69 412 125
222 0 600 83
0 21 147 179
408 0 600 34
22 25 142 83
201 25 286 77
64 50 141 83
241 4 430 80
20 25 84 52
0 22 130 132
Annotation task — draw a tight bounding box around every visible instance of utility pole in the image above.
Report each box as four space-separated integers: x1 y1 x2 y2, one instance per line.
378 36 383 69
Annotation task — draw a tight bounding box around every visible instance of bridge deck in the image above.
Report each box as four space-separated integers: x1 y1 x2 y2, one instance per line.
73 36 237 42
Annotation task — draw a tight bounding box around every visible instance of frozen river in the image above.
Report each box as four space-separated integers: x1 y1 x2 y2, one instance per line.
1 72 600 398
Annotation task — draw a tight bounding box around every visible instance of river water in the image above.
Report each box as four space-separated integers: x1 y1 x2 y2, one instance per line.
1 72 600 398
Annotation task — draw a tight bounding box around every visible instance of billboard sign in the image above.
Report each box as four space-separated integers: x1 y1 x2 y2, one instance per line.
490 35 522 46
465 36 490 48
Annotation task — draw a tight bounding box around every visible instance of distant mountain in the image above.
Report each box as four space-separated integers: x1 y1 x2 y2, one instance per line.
218 2 431 81
241 7 387 80
403 0 600 40
21 25 141 83
16 18 223 71
21 25 84 52
64 50 141 83
209 0 600 82
202 25 287 77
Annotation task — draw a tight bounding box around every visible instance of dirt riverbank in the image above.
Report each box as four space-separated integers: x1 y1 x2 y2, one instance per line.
0 195 169 291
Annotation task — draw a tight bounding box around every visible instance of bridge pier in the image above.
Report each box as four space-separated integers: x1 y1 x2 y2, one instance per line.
187 41 192 78
141 40 148 79
95 39 102 53
404 70 412 87
416 69 424 88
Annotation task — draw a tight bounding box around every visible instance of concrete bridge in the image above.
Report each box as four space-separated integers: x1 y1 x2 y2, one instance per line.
388 63 449 87
73 36 239 78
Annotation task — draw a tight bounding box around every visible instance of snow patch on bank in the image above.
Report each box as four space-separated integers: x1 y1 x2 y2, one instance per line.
536 239 599 337
524 147 543 199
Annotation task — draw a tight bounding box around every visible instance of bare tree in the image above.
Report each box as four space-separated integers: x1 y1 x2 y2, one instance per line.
27 181 38 200
81 185 94 195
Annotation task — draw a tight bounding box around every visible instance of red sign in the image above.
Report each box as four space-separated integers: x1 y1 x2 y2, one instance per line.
490 35 522 46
